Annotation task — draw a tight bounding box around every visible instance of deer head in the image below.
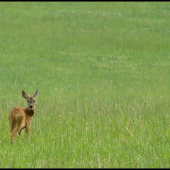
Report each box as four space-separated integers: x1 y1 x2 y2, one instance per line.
22 90 38 109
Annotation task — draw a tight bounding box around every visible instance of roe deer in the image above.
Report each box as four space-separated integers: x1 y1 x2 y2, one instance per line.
9 90 38 144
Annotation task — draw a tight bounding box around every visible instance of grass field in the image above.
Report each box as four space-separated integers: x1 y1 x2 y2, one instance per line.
0 1 170 168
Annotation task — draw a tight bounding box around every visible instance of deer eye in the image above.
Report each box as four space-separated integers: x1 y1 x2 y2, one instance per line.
34 100 35 102
27 101 29 103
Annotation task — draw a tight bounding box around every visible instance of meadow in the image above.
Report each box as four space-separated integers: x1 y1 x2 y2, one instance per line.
0 2 170 168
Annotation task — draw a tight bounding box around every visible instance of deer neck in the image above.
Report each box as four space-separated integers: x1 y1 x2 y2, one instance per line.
24 107 35 117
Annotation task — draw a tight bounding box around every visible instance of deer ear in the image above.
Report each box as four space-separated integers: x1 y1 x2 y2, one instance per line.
32 89 38 98
22 90 29 99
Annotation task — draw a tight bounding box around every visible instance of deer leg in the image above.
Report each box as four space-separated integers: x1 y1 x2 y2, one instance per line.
10 132 15 144
18 126 26 136
11 122 23 144
10 123 14 134
10 133 15 144
10 122 16 144
25 125 30 142
11 127 18 144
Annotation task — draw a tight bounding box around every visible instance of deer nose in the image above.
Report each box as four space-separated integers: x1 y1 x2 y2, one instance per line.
29 106 33 109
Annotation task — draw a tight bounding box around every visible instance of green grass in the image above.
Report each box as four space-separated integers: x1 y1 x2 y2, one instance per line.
0 1 170 168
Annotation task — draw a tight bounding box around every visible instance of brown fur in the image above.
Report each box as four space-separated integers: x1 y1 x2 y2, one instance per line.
9 90 38 144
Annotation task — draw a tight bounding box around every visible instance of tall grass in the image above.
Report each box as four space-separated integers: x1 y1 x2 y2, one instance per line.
0 1 170 168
